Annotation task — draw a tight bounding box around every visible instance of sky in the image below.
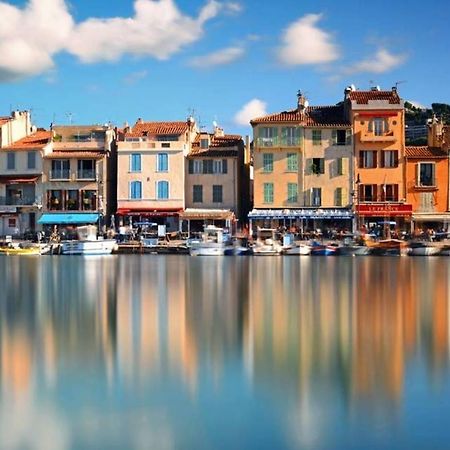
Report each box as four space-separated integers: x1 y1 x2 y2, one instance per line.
0 0 448 136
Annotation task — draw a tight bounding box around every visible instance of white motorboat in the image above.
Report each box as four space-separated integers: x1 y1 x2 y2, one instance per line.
61 226 117 255
252 228 282 256
282 244 311 255
408 241 441 256
189 226 232 256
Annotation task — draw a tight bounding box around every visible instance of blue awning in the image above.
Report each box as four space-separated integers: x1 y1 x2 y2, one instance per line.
38 213 100 225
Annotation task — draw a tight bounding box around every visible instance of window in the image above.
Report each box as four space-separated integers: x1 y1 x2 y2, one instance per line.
157 153 168 172
382 184 399 202
8 218 16 228
49 189 63 210
192 160 203 174
359 151 377 168
312 158 325 175
66 190 79 210
7 153 15 170
417 163 435 187
369 118 389 136
157 181 169 199
359 184 377 202
263 183 274 203
51 159 70 179
157 135 178 142
337 158 343 176
287 183 298 203
130 181 142 199
200 138 209 149
332 130 347 146
212 185 223 203
312 130 322 146
281 127 301 146
263 153 273 173
202 160 214 174
130 153 141 172
311 188 322 206
286 153 298 172
381 150 398 168
193 185 203 203
27 151 36 170
77 160 95 179
81 190 96 210
213 160 223 174
258 127 278 147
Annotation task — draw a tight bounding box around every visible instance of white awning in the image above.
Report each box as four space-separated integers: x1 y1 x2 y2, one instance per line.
248 208 353 220
412 214 450 222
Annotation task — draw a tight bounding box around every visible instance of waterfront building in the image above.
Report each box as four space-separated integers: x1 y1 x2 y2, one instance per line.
348 86 413 232
0 111 52 235
116 119 198 232
38 125 115 230
181 126 251 233
405 118 450 231
249 91 353 233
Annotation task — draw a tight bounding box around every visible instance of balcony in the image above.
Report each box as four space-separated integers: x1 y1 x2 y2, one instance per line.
50 170 70 180
77 169 96 180
360 131 396 143
0 196 40 206
256 137 279 147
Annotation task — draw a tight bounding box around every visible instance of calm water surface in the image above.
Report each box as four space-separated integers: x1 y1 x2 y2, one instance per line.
1 255 450 450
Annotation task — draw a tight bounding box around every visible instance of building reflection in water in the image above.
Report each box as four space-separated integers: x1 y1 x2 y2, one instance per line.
0 256 449 448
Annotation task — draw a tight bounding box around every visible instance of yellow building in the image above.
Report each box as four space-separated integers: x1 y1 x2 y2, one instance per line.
249 92 353 232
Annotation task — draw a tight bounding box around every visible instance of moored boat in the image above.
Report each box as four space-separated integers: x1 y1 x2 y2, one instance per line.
282 243 311 255
408 241 441 256
189 225 232 256
252 228 282 256
310 242 339 256
61 226 117 256
367 239 408 256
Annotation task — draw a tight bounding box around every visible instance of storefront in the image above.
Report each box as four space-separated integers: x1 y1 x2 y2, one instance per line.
116 208 182 233
179 208 236 235
356 203 413 234
248 208 354 236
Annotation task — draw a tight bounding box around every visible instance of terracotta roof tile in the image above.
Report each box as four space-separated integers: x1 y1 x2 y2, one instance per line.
189 134 243 157
250 104 350 127
348 90 401 105
0 117 10 126
45 151 104 159
2 131 52 150
126 121 189 138
405 146 448 159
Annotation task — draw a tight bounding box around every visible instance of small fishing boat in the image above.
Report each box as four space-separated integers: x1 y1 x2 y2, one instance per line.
61 226 117 256
408 241 441 256
282 244 311 255
367 239 408 256
0 245 41 256
310 242 339 256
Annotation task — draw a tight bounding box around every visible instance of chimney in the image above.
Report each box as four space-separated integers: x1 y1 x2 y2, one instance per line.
428 115 444 148
136 117 143 124
297 90 307 112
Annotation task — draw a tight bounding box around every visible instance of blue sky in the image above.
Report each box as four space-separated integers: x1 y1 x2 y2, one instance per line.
0 0 448 136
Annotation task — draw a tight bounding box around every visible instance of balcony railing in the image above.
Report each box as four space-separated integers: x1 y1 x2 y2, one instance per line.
0 196 40 206
77 170 96 180
256 137 279 147
50 169 70 180
360 131 396 143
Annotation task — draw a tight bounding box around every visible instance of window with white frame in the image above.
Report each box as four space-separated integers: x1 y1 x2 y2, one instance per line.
157 153 168 172
263 153 273 172
130 181 142 199
281 127 301 146
157 181 169 199
286 153 298 172
263 183 274 203
287 183 298 203
382 150 398 168
359 151 377 168
370 118 389 136
258 127 278 147
213 160 223 174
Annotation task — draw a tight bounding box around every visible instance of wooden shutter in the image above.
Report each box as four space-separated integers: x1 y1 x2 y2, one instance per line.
345 129 352 145
341 188 348 206
359 184 364 202
331 130 337 145
394 184 399 202
222 159 228 174
337 158 343 175
373 184 378 202
320 158 325 174
416 163 420 186
188 160 193 174
203 160 208 174
342 158 348 175
372 151 378 168
335 187 342 206
359 152 364 168
394 151 399 167
380 152 385 168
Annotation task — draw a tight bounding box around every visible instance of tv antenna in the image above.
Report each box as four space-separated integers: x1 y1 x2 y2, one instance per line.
66 112 74 125
394 80 407 89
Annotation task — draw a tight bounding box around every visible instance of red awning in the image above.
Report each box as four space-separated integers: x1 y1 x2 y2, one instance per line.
0 176 39 185
357 112 398 118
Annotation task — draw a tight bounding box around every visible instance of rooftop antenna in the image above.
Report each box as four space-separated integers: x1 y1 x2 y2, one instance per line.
394 80 406 89
66 112 73 125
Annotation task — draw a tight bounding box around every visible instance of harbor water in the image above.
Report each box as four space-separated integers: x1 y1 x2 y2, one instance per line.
1 255 450 449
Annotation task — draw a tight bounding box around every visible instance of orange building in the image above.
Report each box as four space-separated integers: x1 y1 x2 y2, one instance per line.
347 87 412 232
405 145 450 231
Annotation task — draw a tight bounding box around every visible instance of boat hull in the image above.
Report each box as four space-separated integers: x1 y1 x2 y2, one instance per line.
283 245 311 255
61 240 117 255
310 246 338 256
408 246 441 256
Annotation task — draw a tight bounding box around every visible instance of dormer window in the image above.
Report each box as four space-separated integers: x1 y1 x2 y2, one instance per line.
200 138 209 149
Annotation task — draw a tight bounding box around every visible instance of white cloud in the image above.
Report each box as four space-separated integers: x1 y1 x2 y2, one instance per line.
343 48 407 75
189 46 244 68
0 0 74 81
67 0 223 63
123 70 149 85
278 14 340 65
0 0 230 81
234 99 267 126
